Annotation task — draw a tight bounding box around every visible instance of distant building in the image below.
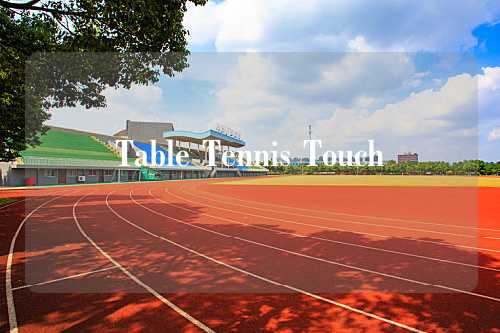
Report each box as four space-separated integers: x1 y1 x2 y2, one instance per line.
113 120 174 143
397 152 418 164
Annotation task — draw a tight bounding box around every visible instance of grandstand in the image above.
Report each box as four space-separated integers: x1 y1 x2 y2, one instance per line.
0 121 267 186
163 127 255 177
21 129 119 161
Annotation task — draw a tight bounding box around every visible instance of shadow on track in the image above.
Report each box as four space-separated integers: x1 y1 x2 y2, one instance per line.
1 191 499 332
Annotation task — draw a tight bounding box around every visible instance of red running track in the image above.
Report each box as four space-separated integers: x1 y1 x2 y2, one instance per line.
1 179 499 332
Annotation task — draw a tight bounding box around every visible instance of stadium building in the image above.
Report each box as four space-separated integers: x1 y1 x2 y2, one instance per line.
0 120 267 186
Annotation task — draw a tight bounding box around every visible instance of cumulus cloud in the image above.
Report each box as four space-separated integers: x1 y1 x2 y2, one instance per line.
479 66 500 118
185 0 500 52
210 54 396 150
48 84 165 135
209 53 489 160
476 66 500 159
215 53 285 126
317 53 415 104
314 73 480 160
352 74 477 137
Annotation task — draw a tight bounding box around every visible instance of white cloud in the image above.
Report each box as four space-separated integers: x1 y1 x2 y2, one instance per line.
479 67 500 91
214 54 288 127
317 53 415 103
479 67 500 116
211 53 489 160
354 73 477 138
347 35 375 52
48 84 165 135
315 76 479 161
488 128 500 141
183 1 220 46
185 0 500 52
476 67 500 160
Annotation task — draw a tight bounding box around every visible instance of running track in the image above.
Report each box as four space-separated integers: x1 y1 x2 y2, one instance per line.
1 179 499 332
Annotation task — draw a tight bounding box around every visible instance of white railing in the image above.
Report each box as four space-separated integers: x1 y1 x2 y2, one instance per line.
20 156 122 167
19 156 210 171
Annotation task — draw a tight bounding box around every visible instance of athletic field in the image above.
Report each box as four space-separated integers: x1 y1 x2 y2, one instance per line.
220 174 500 187
1 176 499 332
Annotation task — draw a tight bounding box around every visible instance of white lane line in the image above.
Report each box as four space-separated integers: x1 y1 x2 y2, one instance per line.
134 189 500 303
484 236 500 240
191 183 500 232
5 195 63 333
108 191 425 333
155 189 500 273
181 187 475 239
12 266 119 291
74 192 215 333
172 188 500 254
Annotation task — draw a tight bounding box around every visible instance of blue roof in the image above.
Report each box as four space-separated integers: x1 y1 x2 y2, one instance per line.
132 141 190 166
163 129 245 147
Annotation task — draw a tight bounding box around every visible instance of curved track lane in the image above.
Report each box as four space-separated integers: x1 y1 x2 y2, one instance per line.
1 179 499 332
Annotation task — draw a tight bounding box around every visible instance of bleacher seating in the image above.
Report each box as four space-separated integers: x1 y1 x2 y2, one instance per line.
21 129 120 161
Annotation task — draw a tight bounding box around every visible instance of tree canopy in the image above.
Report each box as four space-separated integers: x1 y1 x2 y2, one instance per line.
0 0 206 161
268 160 500 176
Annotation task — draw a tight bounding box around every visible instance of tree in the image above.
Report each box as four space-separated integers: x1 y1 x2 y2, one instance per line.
0 0 206 161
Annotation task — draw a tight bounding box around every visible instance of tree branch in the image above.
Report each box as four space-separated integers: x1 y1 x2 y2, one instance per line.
0 0 41 9
52 13 75 35
0 0 85 16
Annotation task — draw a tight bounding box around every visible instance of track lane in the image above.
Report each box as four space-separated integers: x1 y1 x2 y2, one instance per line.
94 186 387 332
130 181 499 332
73 191 215 333
193 181 500 247
107 185 427 333
5 196 61 333
133 186 500 303
4 189 77 333
14 191 121 289
150 187 500 302
3 179 499 332
156 187 499 273
179 185 496 246
191 181 497 232
171 184 500 255
4 189 133 333
3 185 212 333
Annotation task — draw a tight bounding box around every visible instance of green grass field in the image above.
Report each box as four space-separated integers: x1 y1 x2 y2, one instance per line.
0 198 16 205
220 175 500 187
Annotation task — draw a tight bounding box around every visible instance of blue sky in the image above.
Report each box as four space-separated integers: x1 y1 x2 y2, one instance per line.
49 0 500 161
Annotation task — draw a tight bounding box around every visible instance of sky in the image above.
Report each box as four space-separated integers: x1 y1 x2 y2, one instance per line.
48 0 500 162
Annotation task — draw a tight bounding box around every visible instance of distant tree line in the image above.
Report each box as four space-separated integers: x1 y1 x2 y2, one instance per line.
267 160 500 176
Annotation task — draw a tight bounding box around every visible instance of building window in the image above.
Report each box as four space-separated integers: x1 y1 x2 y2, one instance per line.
87 169 97 176
67 169 77 177
104 169 113 176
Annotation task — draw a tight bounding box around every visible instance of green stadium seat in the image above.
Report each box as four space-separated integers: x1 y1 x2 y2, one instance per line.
21 129 120 161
